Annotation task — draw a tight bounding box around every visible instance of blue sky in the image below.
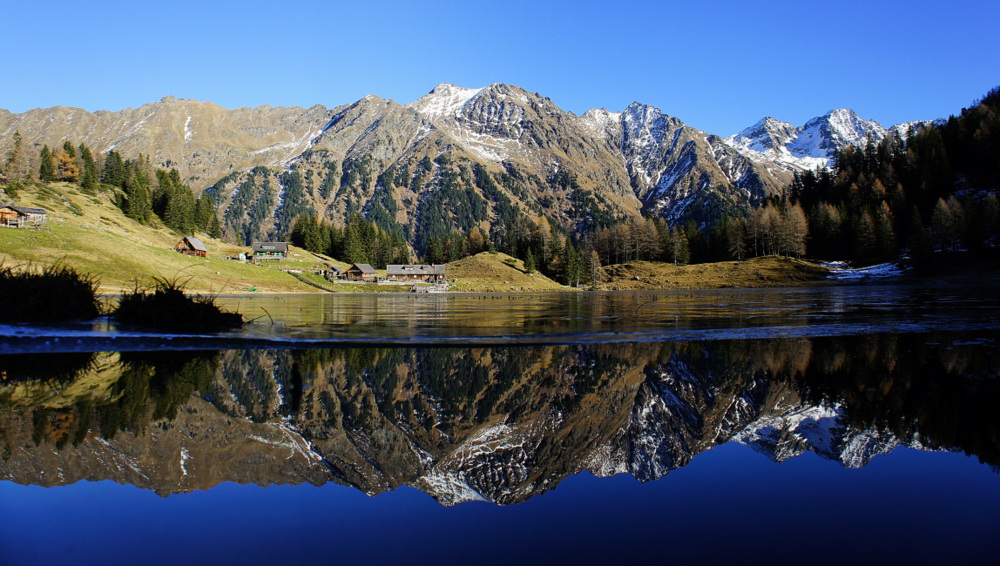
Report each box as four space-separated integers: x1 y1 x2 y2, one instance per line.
3 0 998 135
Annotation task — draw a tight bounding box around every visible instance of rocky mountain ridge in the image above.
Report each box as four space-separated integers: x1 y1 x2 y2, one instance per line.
0 85 933 248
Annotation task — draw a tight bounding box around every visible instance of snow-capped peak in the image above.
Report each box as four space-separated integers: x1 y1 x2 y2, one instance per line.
730 116 797 152
790 109 887 158
408 83 485 117
724 108 888 172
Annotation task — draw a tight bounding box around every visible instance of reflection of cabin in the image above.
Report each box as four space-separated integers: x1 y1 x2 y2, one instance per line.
175 236 208 257
0 205 47 228
386 264 446 283
345 263 377 281
252 242 288 260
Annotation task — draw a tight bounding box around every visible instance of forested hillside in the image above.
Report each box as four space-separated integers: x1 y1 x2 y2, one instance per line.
786 87 1000 268
2 135 220 238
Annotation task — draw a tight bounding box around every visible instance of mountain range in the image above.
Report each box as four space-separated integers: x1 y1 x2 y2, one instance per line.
0 85 934 248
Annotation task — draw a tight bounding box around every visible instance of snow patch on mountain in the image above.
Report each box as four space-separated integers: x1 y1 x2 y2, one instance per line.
408 83 485 118
726 109 889 171
579 108 622 141
733 403 906 468
417 470 489 506
789 109 887 158
889 119 944 139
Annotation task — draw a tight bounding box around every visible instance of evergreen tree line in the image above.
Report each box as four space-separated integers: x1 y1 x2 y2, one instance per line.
785 87 1000 266
1 133 221 237
102 149 221 237
3 135 100 197
585 201 808 267
289 213 410 268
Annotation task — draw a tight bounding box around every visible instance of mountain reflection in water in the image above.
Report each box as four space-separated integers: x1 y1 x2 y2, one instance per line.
3 333 997 505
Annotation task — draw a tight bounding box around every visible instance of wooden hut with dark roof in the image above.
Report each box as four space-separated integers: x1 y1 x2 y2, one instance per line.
0 205 47 228
345 263 377 281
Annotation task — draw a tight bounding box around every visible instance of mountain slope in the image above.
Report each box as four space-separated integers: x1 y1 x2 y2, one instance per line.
1 85 929 251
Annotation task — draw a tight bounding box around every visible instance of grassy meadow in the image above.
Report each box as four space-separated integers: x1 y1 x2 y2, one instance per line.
2 181 833 296
0 182 329 294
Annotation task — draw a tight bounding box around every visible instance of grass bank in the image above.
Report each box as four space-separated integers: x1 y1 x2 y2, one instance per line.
597 256 830 290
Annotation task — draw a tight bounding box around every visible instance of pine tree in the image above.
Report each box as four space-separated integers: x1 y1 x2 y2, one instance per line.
79 144 99 193
122 166 151 223
524 249 537 274
208 213 223 239
782 203 809 258
586 249 602 286
850 211 877 263
101 151 126 187
665 227 690 264
303 216 325 253
424 235 444 264
561 235 582 286
873 202 897 260
38 145 56 183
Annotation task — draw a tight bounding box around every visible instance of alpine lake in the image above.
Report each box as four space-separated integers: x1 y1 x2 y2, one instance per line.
1 283 998 565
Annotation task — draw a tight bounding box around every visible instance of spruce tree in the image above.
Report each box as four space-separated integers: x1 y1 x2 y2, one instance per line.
38 145 55 183
524 249 537 274
79 144 99 193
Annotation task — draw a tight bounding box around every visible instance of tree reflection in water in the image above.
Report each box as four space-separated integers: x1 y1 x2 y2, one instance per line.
1 332 997 501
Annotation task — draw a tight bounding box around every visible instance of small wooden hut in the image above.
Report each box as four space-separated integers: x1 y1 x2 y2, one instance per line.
175 236 208 257
0 205 47 228
345 263 377 281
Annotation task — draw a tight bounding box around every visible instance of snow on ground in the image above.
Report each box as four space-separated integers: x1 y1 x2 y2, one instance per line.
822 261 905 282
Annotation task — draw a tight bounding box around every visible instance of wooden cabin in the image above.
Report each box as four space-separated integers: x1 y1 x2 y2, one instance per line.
0 205 47 228
251 241 288 261
385 264 446 283
175 236 208 257
345 263 377 281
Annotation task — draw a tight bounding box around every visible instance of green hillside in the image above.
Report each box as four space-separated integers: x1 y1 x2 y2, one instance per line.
0 182 327 294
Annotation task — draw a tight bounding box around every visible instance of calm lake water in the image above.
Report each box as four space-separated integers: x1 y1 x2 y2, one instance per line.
1 284 998 565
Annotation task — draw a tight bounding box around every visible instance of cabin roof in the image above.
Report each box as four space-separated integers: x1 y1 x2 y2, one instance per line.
252 241 288 253
349 263 377 274
182 236 208 252
386 264 446 276
4 205 47 215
